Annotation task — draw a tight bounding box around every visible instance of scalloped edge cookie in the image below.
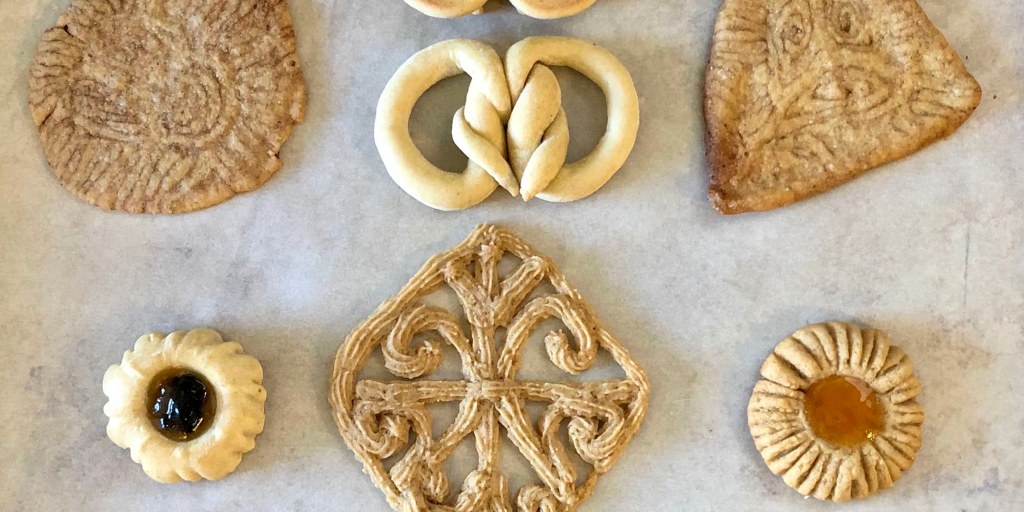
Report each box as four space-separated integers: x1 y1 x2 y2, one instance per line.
747 322 924 502
102 328 266 483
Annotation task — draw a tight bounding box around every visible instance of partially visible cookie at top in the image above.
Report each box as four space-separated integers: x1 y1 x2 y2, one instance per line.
28 0 307 214
704 0 981 214
748 322 924 502
404 0 596 19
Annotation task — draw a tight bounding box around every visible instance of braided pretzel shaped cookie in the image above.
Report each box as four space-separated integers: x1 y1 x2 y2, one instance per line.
404 0 596 19
375 37 639 211
506 38 639 202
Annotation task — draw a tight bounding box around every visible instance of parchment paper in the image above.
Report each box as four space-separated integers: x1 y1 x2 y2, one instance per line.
1 0 1022 510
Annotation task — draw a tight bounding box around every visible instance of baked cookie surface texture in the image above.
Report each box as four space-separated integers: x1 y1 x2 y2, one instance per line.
748 322 924 502
29 0 307 214
103 329 266 483
705 0 981 214
330 225 650 511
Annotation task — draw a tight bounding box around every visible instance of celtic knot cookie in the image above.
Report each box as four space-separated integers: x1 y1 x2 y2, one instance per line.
404 0 596 19
28 0 307 214
330 225 650 511
704 0 981 214
103 329 266 483
748 322 924 502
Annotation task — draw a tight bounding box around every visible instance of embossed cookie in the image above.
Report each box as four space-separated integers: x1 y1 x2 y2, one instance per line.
748 322 924 502
330 225 650 511
705 0 981 214
29 0 306 214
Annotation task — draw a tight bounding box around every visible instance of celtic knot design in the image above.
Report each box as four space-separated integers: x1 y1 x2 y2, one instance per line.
375 37 640 211
330 225 650 512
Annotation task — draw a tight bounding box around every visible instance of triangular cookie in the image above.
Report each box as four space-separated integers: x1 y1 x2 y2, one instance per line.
704 0 981 214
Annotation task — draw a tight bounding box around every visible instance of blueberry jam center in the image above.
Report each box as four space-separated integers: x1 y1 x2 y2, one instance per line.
147 369 216 441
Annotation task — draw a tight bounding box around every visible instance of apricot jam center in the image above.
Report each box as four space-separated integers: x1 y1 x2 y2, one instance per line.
804 375 884 447
147 368 216 442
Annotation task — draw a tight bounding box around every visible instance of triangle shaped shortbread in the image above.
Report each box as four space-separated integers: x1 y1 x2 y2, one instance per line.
704 0 982 214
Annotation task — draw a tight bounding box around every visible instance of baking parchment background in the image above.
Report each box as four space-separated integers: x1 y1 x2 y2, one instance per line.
1 0 1022 510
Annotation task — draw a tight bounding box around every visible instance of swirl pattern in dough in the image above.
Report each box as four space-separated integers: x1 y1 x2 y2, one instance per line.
28 0 306 214
705 0 981 213
330 225 650 512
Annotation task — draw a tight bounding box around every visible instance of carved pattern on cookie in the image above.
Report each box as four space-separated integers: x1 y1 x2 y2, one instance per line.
375 38 639 211
330 225 650 511
704 0 981 213
404 0 596 19
29 0 307 214
748 322 924 502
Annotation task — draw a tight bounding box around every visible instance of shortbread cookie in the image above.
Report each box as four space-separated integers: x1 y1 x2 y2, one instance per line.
29 0 306 214
330 225 650 511
405 0 595 19
748 322 924 502
103 329 266 483
705 0 981 214
506 37 639 203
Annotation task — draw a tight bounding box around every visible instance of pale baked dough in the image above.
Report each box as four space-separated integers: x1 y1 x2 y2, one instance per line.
404 0 596 19
103 329 266 483
374 37 639 210
330 225 650 511
506 37 640 202
748 322 924 502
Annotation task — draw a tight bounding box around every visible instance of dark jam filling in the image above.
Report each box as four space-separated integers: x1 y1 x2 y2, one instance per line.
147 369 216 441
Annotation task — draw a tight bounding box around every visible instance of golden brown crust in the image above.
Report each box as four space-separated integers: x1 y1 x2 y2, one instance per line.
704 0 981 214
748 322 924 502
28 0 307 214
329 225 650 511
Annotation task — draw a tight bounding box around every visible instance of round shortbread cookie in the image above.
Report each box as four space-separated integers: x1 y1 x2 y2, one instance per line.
28 0 307 214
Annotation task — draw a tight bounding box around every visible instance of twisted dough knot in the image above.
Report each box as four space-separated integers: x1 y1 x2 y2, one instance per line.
376 37 639 210
507 65 569 201
452 79 521 198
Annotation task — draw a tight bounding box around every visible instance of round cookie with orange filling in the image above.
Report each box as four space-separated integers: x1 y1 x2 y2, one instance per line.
747 322 924 502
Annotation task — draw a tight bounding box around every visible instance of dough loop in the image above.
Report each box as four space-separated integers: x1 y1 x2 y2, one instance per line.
375 37 639 210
